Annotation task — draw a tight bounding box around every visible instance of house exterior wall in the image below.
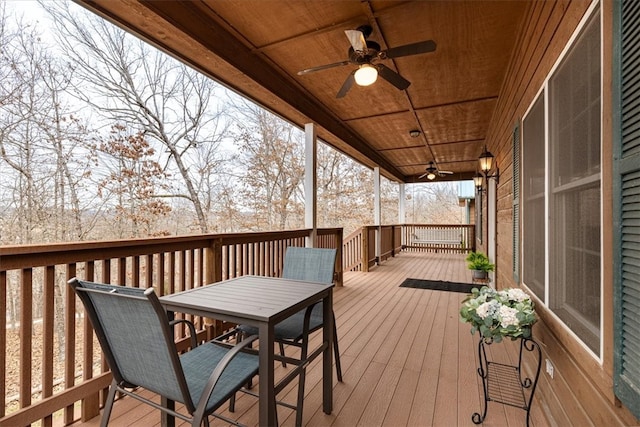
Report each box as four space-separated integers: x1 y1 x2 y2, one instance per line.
480 0 638 425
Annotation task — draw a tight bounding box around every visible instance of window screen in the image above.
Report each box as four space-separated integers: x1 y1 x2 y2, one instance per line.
549 11 601 354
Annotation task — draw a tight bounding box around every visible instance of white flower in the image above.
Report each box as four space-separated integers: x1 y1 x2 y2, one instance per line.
499 305 519 328
476 300 499 319
476 302 492 319
506 288 529 303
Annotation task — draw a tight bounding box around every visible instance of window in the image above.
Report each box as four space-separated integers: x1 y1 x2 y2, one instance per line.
520 8 601 355
549 10 601 354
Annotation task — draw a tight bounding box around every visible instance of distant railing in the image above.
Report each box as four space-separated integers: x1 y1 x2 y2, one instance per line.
343 228 365 272
0 228 342 426
342 224 474 272
402 224 475 253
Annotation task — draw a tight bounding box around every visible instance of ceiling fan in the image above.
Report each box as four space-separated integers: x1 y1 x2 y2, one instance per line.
297 25 436 98
419 161 453 180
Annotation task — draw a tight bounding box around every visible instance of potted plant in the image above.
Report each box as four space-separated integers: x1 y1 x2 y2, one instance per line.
466 251 495 281
459 286 537 342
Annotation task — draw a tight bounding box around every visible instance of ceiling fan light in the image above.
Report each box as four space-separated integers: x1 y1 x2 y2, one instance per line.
427 172 436 180
354 64 378 86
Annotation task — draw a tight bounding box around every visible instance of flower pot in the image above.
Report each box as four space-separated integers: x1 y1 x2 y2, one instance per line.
472 269 489 281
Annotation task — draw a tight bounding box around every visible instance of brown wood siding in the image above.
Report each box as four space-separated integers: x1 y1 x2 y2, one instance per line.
484 0 637 425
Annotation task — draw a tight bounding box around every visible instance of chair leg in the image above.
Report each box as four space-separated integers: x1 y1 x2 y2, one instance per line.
100 380 118 427
279 341 287 367
229 393 236 412
241 330 254 390
229 330 247 413
296 368 306 426
333 312 343 382
296 339 309 427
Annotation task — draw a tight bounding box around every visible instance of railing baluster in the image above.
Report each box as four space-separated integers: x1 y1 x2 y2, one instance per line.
82 261 99 421
168 251 176 295
64 263 76 425
42 266 55 427
157 253 165 295
19 268 33 415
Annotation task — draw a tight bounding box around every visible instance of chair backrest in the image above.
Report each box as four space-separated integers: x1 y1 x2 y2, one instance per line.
282 247 337 284
68 279 195 411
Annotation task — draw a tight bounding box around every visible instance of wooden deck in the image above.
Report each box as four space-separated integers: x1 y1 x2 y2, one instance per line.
75 252 549 427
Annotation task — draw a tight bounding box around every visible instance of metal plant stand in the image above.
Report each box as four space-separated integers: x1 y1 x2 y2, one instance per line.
472 336 542 427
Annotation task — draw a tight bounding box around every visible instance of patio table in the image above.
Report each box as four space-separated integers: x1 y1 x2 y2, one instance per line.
159 275 334 426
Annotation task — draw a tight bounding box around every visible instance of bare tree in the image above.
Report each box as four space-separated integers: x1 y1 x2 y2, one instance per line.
231 101 305 230
37 57 98 241
43 2 229 233
0 14 66 243
316 143 374 234
406 182 463 224
0 6 99 362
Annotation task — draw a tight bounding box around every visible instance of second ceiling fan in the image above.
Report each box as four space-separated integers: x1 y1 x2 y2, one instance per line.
297 25 436 98
419 161 453 180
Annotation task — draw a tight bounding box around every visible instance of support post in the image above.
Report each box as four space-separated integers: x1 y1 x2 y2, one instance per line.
305 123 318 247
374 167 381 264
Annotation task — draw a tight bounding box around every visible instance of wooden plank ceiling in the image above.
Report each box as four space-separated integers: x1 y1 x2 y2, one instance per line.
77 0 527 183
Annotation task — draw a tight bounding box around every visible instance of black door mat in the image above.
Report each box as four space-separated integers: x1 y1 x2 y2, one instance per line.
399 278 476 294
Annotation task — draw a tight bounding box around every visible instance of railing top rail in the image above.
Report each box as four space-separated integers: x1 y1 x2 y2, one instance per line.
0 229 345 272
403 224 475 228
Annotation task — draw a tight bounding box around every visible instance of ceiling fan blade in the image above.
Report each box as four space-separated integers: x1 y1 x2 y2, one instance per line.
440 170 454 175
336 71 356 98
376 64 411 90
418 172 428 179
382 40 437 59
345 29 366 51
298 60 352 75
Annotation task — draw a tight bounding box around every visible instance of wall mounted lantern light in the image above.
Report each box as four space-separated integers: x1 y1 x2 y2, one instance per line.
473 172 485 192
478 145 499 183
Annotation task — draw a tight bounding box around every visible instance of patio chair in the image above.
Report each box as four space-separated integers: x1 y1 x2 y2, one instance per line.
237 246 342 426
68 278 259 427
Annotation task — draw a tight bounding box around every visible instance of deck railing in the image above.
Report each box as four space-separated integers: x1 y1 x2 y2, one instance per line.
0 228 342 426
402 224 475 254
342 223 474 272
0 223 470 425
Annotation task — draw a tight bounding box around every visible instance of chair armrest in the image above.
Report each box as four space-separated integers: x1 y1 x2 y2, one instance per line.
193 334 259 421
302 301 321 337
169 318 198 349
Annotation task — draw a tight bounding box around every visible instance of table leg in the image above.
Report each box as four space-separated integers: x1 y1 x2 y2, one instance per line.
162 311 176 427
258 322 277 426
323 290 334 415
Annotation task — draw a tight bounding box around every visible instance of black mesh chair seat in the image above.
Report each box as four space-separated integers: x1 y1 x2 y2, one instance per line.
239 303 324 341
